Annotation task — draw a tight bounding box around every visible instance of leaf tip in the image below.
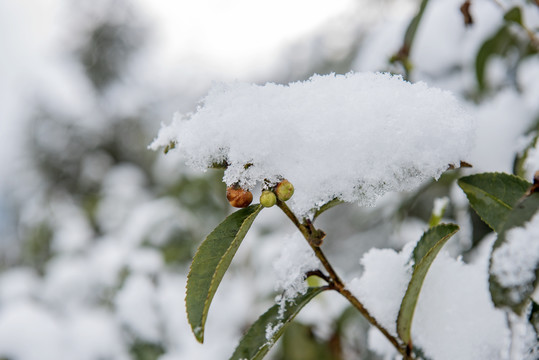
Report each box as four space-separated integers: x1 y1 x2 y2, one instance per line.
193 326 205 343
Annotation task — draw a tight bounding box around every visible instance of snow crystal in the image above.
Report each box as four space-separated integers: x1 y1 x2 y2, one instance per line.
491 212 539 299
151 72 475 217
265 321 283 343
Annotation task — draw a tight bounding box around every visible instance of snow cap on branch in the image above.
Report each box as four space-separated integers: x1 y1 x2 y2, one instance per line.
151 72 475 217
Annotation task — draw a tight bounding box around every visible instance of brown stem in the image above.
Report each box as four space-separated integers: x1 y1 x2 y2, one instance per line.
276 201 409 358
305 269 331 283
276 200 310 239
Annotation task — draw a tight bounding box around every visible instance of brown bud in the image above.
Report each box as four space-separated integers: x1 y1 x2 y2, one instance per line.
226 185 253 208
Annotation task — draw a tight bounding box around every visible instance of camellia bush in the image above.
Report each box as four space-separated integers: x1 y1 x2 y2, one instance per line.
2 0 539 360
150 1 539 358
151 71 538 359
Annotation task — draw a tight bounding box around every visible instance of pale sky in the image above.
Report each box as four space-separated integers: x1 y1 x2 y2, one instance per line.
141 0 356 75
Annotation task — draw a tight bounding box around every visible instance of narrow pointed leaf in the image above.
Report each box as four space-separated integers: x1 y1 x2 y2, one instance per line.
230 287 327 360
489 193 539 314
186 204 262 342
402 0 429 51
475 26 513 90
397 224 459 346
458 173 530 232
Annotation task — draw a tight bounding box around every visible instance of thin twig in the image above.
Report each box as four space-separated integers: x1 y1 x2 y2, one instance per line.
305 270 331 283
276 201 409 358
489 0 539 52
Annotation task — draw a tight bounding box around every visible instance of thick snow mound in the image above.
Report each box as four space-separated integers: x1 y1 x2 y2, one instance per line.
152 72 475 217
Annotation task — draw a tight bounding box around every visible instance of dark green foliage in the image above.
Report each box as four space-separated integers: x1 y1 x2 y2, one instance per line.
129 341 165 360
397 224 459 346
186 204 263 342
489 193 539 315
229 287 327 360
458 173 530 232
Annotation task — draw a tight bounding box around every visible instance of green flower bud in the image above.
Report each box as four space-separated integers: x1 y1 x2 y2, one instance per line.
276 180 294 202
260 190 277 208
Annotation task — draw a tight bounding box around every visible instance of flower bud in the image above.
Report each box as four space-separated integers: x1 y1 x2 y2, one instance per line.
276 180 294 202
260 190 277 208
226 185 253 208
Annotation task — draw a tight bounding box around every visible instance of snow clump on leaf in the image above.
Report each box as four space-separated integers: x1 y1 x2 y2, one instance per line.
491 212 539 303
151 72 475 217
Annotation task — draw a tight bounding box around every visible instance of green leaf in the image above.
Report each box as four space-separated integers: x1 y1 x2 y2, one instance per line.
475 26 514 90
530 300 539 335
504 6 523 26
312 198 343 221
403 0 430 52
489 193 539 314
513 120 539 178
230 287 327 360
458 173 530 232
397 224 459 346
186 204 263 343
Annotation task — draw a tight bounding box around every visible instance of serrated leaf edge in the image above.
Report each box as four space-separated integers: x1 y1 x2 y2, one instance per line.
458 172 530 232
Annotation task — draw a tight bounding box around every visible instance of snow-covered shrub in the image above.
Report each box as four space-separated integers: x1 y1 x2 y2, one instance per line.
1 0 539 360
152 1 539 359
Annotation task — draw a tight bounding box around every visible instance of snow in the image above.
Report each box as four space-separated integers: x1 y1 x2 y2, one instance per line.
432 196 449 218
491 212 539 303
348 244 414 335
115 274 161 342
469 90 537 173
272 233 321 300
0 0 538 358
350 239 509 360
152 72 475 217
0 301 129 360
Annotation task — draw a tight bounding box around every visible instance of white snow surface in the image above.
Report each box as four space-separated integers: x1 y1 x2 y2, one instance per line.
152 72 475 217
272 233 321 300
491 212 539 299
349 240 508 360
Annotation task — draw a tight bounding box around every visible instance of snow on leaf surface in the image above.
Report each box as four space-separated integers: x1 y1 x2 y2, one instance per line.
152 72 475 217
491 209 539 308
350 241 508 360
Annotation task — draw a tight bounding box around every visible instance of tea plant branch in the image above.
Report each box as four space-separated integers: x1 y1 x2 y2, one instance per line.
391 0 430 78
276 199 409 358
490 1 539 52
305 269 331 283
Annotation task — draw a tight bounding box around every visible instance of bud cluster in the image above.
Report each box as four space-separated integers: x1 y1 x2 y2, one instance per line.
226 179 294 208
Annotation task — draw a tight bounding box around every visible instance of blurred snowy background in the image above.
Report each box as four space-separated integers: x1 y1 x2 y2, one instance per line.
0 0 538 359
